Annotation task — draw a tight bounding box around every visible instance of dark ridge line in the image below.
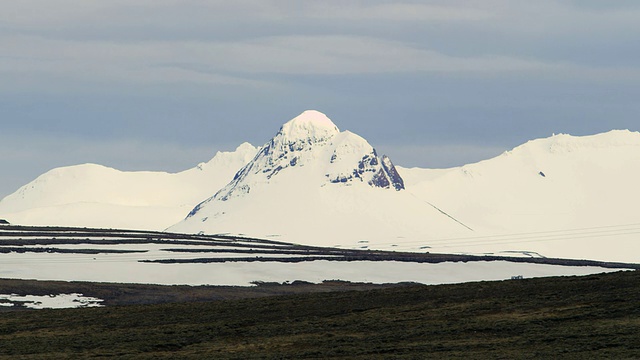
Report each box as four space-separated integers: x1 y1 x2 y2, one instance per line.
0 231 232 242
3 224 640 270
0 225 294 245
405 192 473 231
426 201 474 232
140 254 640 270
159 248 350 255
1 228 299 248
0 239 228 246
0 238 300 250
0 247 148 255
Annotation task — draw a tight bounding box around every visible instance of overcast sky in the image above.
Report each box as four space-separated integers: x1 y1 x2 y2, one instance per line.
1 0 639 197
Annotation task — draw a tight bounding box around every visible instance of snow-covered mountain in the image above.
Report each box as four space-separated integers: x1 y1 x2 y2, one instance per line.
0 143 257 230
399 129 640 262
2 110 640 263
190 110 405 204
170 112 640 262
169 110 473 244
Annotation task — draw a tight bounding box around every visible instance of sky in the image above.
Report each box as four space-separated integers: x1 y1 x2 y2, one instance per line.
1 0 639 198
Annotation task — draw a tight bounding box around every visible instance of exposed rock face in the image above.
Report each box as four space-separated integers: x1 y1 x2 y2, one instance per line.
380 155 405 191
329 152 404 191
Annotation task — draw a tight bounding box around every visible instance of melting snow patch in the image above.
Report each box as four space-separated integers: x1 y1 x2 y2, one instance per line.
0 293 104 309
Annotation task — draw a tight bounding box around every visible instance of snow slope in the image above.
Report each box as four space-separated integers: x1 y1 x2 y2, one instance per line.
0 143 257 230
398 130 640 262
170 110 472 244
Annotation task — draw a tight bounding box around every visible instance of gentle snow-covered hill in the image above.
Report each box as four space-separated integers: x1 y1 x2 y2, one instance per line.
0 143 257 230
169 110 473 244
399 130 640 262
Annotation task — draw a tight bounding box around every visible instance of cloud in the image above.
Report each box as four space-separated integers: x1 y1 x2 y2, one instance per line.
0 35 278 92
0 1 491 29
294 2 493 22
0 33 552 88
2 0 640 92
5 32 639 99
211 35 550 74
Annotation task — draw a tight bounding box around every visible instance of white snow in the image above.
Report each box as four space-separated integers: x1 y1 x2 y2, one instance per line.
0 293 104 309
0 143 257 230
397 130 640 262
2 111 640 265
278 109 340 144
0 251 621 286
171 113 640 263
1 224 623 286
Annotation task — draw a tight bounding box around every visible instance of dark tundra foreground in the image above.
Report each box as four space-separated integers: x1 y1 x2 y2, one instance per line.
0 270 639 359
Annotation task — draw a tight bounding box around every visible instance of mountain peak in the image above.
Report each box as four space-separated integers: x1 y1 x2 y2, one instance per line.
198 142 258 171
277 110 339 143
184 111 405 217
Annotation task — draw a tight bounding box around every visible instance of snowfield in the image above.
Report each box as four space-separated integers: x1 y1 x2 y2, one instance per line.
0 226 633 287
0 253 621 287
1 110 640 266
0 293 104 309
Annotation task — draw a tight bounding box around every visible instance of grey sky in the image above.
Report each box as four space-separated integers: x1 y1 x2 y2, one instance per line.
1 1 639 197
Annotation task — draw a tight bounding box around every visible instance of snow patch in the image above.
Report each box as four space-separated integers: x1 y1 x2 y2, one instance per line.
0 253 622 286
0 293 104 309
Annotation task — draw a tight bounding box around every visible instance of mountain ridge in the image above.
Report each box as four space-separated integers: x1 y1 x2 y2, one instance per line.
1 111 639 262
0 142 258 230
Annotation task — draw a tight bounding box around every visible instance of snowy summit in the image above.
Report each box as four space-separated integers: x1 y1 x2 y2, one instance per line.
171 111 448 245
278 110 340 144
187 110 405 210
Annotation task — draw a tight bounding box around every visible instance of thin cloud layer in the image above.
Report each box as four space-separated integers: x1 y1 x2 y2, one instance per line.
2 0 639 90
